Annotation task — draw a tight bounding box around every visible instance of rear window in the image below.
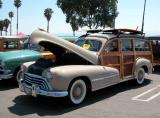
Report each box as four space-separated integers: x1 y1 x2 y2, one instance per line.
135 39 150 51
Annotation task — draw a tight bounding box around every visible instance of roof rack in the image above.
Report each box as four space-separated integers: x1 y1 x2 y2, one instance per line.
86 29 102 34
101 29 143 35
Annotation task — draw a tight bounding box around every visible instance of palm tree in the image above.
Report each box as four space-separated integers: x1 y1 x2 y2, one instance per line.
0 0 2 9
9 11 14 35
4 19 10 36
0 20 4 36
14 0 22 34
44 8 53 32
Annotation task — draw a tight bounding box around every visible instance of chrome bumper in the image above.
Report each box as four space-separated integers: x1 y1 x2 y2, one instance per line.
0 74 13 80
0 69 13 80
19 79 68 97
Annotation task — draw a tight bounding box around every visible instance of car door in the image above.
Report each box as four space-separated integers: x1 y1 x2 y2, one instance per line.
100 39 121 75
99 39 121 86
121 38 134 78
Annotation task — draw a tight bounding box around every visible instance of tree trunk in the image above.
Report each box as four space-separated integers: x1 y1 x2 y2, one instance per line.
73 30 75 37
0 31 2 36
17 7 19 35
6 30 7 36
47 21 49 32
10 18 12 36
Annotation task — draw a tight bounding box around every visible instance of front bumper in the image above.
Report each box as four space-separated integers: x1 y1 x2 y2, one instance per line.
19 79 68 97
0 69 13 80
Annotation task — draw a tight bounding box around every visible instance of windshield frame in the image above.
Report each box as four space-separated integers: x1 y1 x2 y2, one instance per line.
74 37 103 52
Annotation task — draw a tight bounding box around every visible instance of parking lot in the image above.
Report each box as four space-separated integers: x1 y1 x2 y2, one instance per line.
0 70 160 118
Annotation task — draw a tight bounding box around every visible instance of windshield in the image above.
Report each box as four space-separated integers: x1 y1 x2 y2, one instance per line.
75 38 102 52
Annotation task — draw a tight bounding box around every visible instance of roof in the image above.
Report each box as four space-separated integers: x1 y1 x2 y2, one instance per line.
102 29 143 35
146 36 160 40
82 28 143 42
0 36 29 41
87 33 116 40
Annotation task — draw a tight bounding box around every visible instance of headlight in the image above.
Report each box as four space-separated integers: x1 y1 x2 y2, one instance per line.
0 61 5 67
21 65 28 73
42 70 53 79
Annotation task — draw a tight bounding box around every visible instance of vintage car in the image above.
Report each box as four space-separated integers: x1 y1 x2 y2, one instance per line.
19 29 152 105
0 36 28 52
0 50 54 83
146 36 160 66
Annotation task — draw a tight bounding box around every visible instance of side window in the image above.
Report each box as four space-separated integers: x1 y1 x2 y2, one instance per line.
105 40 118 52
122 39 133 51
135 39 150 51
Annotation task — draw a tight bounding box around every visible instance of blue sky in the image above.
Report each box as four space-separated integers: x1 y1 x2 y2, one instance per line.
0 0 160 36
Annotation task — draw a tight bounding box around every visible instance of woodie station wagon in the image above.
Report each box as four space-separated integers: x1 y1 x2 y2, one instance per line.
19 29 152 105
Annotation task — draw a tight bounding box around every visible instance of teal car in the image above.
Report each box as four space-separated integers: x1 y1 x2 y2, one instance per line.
0 50 54 82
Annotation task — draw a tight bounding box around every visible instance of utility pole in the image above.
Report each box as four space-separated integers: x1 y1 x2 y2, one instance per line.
141 0 147 33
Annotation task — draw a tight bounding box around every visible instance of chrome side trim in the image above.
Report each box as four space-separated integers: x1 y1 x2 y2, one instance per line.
91 74 119 82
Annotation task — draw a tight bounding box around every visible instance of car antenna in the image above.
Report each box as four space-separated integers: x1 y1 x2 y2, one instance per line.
141 0 147 34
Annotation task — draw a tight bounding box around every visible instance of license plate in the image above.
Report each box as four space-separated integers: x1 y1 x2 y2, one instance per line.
32 84 37 97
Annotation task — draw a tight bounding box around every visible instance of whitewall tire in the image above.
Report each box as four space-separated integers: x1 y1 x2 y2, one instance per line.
135 68 145 85
68 79 87 105
16 69 23 83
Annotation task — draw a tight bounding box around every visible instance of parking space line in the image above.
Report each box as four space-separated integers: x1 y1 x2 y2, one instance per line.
132 85 160 102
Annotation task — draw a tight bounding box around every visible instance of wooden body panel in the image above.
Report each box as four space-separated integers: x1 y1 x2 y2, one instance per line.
100 38 152 80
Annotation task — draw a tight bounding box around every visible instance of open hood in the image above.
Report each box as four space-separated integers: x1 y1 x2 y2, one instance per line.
30 29 98 65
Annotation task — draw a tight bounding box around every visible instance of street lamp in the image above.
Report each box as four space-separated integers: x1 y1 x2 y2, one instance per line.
141 0 147 33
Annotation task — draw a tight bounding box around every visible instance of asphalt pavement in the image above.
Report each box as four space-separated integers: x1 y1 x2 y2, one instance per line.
0 70 160 118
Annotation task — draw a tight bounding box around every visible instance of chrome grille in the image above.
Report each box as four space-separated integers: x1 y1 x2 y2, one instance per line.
0 66 3 70
0 66 4 74
24 73 49 90
0 70 3 74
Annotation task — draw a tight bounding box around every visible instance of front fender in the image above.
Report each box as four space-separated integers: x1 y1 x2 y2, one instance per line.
49 65 119 91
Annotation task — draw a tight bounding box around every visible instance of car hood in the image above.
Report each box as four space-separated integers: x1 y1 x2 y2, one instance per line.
0 50 40 62
30 30 98 65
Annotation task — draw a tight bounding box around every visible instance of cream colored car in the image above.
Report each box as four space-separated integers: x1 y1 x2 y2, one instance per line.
19 29 152 105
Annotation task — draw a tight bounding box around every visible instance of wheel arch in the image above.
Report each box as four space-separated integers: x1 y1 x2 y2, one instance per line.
13 66 20 76
68 76 92 92
134 58 152 75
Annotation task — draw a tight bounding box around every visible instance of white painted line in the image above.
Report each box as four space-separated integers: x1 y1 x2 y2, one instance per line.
132 85 160 102
146 91 160 101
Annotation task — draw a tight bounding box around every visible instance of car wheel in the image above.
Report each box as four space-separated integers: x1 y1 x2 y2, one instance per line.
16 69 23 83
68 79 87 105
135 68 145 85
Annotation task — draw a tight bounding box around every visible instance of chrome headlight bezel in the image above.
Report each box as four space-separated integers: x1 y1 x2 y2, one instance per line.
0 61 5 67
42 70 53 80
21 64 28 73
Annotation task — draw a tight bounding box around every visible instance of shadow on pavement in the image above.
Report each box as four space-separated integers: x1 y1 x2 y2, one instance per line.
8 79 151 116
0 79 17 91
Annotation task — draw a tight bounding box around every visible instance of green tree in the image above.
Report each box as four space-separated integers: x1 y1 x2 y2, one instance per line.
44 8 53 32
14 0 22 34
0 0 2 9
0 20 4 36
57 0 118 29
9 11 14 35
4 19 10 36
